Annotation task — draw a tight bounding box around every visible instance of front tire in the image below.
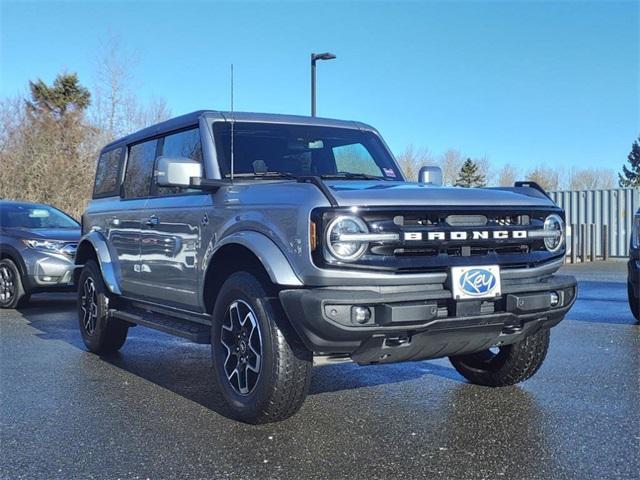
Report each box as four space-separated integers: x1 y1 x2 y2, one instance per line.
77 260 129 354
628 281 639 323
449 328 550 387
211 271 313 424
0 259 29 309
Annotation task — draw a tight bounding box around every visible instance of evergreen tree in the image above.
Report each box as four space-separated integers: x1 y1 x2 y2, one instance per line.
619 135 640 187
27 73 90 119
455 158 486 188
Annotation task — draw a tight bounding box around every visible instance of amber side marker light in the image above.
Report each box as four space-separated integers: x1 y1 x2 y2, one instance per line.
310 221 318 251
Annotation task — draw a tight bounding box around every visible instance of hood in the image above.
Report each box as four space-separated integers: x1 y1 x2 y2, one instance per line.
324 181 556 208
4 227 81 242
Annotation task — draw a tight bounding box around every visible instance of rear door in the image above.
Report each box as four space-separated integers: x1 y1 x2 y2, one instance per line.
109 138 158 298
138 127 210 309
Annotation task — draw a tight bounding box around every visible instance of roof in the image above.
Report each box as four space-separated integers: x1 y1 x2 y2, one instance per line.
102 110 376 151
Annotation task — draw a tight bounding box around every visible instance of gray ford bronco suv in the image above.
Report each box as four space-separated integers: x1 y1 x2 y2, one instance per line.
76 110 577 423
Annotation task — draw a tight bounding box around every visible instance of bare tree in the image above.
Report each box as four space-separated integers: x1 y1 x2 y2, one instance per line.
91 34 170 141
496 163 519 186
525 165 562 191
396 145 433 181
128 96 172 133
92 34 138 140
437 149 465 186
473 156 493 186
569 168 616 190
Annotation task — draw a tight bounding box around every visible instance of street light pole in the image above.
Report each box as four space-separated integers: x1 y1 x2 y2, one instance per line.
311 52 336 117
311 54 316 117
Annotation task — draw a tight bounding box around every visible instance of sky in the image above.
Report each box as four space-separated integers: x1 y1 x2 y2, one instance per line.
1 0 638 172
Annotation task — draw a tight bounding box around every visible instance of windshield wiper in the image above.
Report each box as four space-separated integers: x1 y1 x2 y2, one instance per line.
320 172 393 181
226 172 300 180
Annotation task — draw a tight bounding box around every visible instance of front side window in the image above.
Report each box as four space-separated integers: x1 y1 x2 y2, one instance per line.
0 204 79 229
123 139 158 199
93 147 123 198
213 122 402 180
155 128 203 196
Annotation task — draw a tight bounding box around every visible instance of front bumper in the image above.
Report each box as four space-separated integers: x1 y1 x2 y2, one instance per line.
279 274 577 365
22 250 76 292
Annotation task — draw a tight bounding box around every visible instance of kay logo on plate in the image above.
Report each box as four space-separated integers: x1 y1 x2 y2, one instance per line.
451 265 502 300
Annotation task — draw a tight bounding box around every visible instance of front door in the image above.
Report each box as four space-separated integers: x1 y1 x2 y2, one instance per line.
139 194 210 308
137 127 208 310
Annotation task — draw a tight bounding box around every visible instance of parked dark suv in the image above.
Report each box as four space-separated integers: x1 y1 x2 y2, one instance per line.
628 208 639 323
0 200 80 308
75 111 577 423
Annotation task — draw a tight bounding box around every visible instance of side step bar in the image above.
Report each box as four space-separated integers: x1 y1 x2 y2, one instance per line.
110 308 211 344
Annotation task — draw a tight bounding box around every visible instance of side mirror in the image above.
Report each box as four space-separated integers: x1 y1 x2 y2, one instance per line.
418 166 443 186
155 156 203 188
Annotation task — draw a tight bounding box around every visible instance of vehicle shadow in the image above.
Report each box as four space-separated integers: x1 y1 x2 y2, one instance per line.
17 293 90 349
97 338 465 420
19 298 466 420
309 359 464 395
16 292 76 312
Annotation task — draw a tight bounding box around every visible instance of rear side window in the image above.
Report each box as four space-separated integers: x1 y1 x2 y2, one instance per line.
93 147 124 198
155 128 203 196
123 139 158 199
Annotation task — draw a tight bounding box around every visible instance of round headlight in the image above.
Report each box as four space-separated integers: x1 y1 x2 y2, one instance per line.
325 215 369 262
543 214 564 252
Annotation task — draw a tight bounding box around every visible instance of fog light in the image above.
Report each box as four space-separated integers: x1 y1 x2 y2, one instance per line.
352 306 372 324
550 291 560 307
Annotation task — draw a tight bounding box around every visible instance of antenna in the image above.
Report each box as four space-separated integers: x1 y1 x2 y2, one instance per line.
230 63 235 182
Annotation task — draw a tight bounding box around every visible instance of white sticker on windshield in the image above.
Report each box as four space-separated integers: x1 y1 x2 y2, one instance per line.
29 209 50 218
383 168 396 178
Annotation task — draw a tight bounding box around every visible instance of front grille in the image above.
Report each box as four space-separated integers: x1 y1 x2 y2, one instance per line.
313 206 565 273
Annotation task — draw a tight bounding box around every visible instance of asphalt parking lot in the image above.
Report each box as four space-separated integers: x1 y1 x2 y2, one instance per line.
1 261 638 480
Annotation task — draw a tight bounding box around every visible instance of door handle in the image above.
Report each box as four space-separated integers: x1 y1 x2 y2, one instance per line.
145 215 160 227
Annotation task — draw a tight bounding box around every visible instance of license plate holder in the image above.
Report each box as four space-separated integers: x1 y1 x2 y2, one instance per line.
451 265 501 301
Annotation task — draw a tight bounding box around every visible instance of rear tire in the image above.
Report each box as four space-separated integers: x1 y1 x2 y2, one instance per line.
628 281 639 323
77 260 128 354
211 271 313 424
0 259 29 309
449 328 550 387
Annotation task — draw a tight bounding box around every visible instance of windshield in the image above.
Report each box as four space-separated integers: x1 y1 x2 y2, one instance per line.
0 204 79 229
213 122 403 180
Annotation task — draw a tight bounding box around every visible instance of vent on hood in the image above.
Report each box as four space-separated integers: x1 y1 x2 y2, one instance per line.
389 213 531 228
